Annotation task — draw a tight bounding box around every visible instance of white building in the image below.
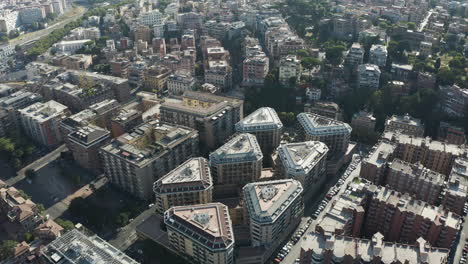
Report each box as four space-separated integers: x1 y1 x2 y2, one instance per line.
306 88 321 101
358 64 381 90
138 9 163 26
276 141 328 199
243 179 303 258
0 44 14 60
167 73 196 95
235 107 283 154
19 6 45 24
369 44 387 67
279 55 301 85
345 42 364 67
0 10 20 33
18 100 70 146
53 39 91 55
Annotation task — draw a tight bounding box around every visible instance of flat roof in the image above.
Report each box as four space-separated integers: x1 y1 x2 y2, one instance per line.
210 133 263 164
235 107 283 132
155 157 212 192
277 141 328 175
297 112 352 136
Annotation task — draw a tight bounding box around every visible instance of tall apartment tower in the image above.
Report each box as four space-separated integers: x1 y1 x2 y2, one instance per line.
154 157 213 213
235 107 283 154
243 179 303 259
297 112 352 159
360 140 396 183
209 133 263 197
100 120 199 199
160 91 243 150
164 203 235 264
275 141 328 200
18 100 70 146
67 125 111 174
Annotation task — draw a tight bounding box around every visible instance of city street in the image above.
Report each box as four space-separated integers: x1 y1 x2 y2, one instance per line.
8 6 87 48
109 207 157 251
453 215 468 264
5 144 67 186
281 161 362 263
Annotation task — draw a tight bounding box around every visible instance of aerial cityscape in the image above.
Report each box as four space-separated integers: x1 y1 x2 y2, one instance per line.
0 0 466 263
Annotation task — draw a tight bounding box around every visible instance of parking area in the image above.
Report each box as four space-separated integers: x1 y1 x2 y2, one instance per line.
12 158 93 208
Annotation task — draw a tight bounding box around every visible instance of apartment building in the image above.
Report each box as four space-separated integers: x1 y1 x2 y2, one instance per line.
100 120 199 199
154 157 213 213
364 185 461 248
19 6 45 24
51 82 114 113
344 43 364 67
351 111 376 132
360 140 396 184
438 122 466 145
304 101 342 120
440 84 468 117
52 54 93 70
235 107 283 154
383 131 466 176
385 159 444 205
243 179 304 259
209 133 263 196
204 60 232 91
279 55 301 85
0 91 42 110
357 64 381 90
110 107 143 138
67 125 111 174
41 229 139 264
391 63 413 82
442 157 468 215
160 91 243 150
385 113 425 137
299 232 449 264
143 65 172 93
138 9 163 26
242 53 269 86
369 44 388 67
275 141 328 200
164 203 235 264
297 112 352 159
18 100 70 147
167 73 196 95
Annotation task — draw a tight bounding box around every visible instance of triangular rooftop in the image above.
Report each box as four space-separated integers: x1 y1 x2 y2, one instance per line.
235 107 283 131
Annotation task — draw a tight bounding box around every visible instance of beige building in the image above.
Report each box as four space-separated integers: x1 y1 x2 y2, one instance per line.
243 179 303 259
275 141 328 200
235 107 283 154
160 91 243 150
100 120 199 199
154 157 213 213
442 157 468 215
18 100 70 147
385 113 425 137
209 133 263 197
143 65 172 93
164 203 235 264
297 112 351 159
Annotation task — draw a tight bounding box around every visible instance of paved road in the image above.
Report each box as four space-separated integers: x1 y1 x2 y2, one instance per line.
418 9 434 32
6 144 67 186
453 215 468 264
281 161 362 264
45 176 108 219
109 208 156 250
9 6 87 48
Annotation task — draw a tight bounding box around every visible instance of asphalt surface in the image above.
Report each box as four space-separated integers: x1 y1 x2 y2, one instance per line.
45 176 108 220
453 215 468 264
281 161 362 264
9 6 87 48
109 207 156 251
6 144 67 186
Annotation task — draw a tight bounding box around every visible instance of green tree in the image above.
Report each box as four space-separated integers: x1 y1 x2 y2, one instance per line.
24 233 34 242
437 67 456 85
56 218 75 232
325 45 346 65
0 240 17 260
407 22 416 30
301 57 321 69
